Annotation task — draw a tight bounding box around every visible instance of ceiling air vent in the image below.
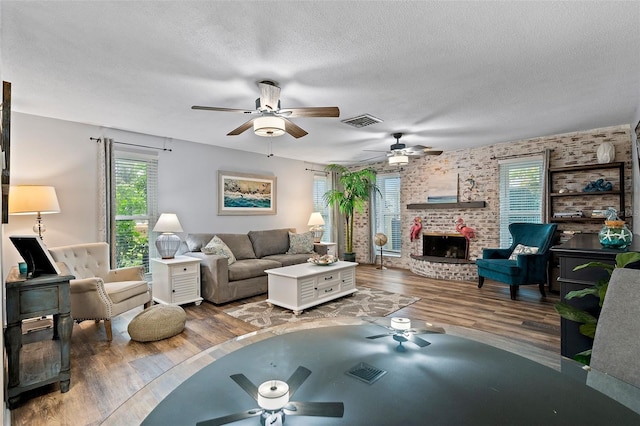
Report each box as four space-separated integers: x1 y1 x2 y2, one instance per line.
341 114 383 128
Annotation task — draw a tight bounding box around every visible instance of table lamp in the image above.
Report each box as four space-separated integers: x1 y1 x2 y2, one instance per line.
153 213 183 259
307 212 325 243
8 185 61 239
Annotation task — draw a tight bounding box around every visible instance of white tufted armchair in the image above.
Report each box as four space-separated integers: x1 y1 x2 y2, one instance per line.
48 242 152 341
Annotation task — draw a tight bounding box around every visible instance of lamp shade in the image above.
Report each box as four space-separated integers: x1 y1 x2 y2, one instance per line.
9 185 60 215
307 212 325 226
254 116 286 137
153 213 183 233
389 155 409 166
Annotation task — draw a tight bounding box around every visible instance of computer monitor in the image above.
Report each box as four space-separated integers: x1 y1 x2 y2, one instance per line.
9 235 61 278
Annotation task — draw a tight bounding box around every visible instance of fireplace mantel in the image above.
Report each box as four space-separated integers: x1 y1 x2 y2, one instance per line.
407 201 486 209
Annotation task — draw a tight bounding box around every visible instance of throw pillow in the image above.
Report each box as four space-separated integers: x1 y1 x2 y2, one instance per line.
508 244 539 260
201 235 237 265
286 231 315 255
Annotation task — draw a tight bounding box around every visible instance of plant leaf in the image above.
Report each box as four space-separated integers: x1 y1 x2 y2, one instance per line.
573 261 614 274
565 287 598 300
579 322 597 338
554 302 597 324
573 349 592 365
615 252 640 268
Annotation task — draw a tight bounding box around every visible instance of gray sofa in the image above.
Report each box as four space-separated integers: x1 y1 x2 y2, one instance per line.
178 228 315 304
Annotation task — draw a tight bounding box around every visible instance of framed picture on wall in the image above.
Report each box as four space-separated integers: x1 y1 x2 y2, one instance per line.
217 170 277 215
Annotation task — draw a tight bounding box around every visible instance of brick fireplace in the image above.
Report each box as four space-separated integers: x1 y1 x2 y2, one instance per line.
410 232 478 281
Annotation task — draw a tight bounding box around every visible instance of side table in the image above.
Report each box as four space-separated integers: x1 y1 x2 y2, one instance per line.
151 256 203 306
4 264 75 408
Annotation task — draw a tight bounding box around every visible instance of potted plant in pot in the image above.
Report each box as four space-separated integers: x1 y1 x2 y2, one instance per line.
323 164 381 262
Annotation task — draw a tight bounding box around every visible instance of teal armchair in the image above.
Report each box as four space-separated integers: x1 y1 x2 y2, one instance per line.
476 223 557 300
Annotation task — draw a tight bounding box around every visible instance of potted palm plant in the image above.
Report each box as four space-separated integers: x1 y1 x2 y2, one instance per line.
323 164 381 262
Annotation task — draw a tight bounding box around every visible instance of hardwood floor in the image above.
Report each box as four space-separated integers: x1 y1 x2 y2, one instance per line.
10 265 560 426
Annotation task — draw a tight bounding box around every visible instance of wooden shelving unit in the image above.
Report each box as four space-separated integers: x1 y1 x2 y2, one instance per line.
547 162 625 223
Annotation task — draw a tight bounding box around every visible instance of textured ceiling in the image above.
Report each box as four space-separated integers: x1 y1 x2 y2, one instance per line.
2 1 639 165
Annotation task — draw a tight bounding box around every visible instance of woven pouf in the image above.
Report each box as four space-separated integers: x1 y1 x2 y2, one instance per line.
128 304 186 342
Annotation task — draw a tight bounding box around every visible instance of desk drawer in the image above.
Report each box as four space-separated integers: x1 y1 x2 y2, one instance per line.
20 287 61 316
170 263 199 276
315 281 340 299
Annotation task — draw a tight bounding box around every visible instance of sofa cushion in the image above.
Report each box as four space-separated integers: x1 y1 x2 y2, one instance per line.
216 234 256 260
185 233 215 252
263 253 312 267
228 258 282 281
201 235 237 265
286 231 315 254
104 280 149 304
248 228 292 258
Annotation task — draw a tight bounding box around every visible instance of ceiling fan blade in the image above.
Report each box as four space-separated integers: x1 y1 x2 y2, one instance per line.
258 81 281 111
284 401 345 417
229 373 259 401
286 366 312 398
363 149 388 153
366 333 393 340
227 119 255 136
406 334 431 348
424 150 443 156
409 328 444 335
282 118 308 138
192 106 256 114
279 107 340 118
196 409 262 426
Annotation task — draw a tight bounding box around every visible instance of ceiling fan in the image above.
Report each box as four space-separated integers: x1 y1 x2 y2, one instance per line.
196 366 344 426
366 318 444 352
364 133 443 165
192 80 340 139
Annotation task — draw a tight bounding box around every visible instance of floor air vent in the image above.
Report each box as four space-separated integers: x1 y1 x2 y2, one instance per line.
346 362 387 384
341 114 383 128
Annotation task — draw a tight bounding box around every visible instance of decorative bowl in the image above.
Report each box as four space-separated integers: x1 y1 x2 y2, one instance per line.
308 254 337 266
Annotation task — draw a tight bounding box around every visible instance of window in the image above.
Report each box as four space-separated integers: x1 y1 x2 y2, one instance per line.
313 174 331 242
499 157 544 247
374 173 401 254
114 152 158 273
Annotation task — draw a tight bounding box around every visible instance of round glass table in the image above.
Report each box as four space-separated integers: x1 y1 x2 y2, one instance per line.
133 317 640 425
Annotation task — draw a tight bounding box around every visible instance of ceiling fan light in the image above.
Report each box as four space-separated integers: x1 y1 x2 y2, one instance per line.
254 116 286 137
389 154 409 165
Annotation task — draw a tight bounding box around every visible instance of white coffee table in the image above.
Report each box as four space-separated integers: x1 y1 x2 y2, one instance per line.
265 261 358 315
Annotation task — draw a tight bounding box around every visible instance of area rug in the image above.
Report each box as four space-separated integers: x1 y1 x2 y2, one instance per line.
223 287 420 328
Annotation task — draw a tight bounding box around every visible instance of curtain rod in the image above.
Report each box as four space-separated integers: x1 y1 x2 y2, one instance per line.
490 149 552 160
305 168 328 174
90 137 173 152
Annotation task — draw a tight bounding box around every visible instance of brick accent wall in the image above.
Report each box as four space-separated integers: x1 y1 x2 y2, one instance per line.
351 125 633 272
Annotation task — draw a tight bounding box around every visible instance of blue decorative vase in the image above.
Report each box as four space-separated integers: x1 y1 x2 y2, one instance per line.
598 220 633 249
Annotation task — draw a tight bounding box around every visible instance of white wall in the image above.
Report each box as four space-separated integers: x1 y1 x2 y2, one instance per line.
2 113 317 273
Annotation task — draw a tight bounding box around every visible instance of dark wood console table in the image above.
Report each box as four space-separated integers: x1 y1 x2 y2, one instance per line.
551 233 640 358
4 264 74 408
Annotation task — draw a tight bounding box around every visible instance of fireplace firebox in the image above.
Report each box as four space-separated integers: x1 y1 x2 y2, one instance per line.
422 233 469 260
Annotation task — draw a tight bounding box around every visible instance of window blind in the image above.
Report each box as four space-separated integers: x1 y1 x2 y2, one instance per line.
114 152 158 273
374 173 401 253
498 157 544 247
313 174 331 242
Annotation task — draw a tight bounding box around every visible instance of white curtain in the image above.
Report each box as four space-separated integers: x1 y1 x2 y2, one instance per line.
330 170 344 258
97 137 116 266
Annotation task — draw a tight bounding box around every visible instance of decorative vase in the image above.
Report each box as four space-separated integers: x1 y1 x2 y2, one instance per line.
598 220 633 249
596 142 615 164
